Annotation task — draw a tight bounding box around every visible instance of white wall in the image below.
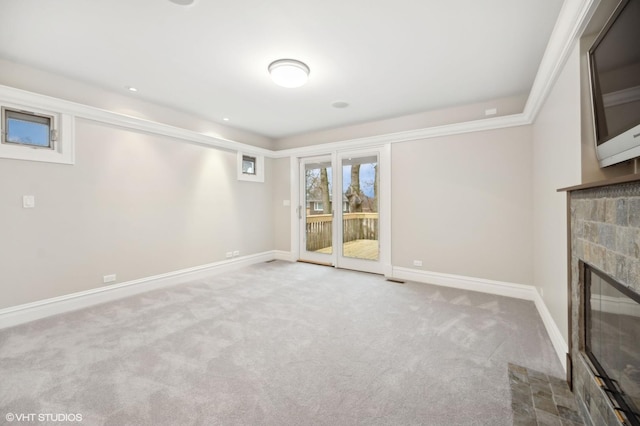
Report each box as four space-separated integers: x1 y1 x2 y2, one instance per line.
532 43 582 344
272 157 291 252
391 126 534 285
0 119 275 309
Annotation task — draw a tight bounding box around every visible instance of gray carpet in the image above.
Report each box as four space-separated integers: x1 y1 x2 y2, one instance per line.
0 261 563 425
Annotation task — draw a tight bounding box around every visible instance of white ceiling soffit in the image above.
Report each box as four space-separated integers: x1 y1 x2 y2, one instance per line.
0 0 575 140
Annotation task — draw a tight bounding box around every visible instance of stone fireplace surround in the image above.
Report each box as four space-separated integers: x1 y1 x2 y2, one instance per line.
564 175 640 425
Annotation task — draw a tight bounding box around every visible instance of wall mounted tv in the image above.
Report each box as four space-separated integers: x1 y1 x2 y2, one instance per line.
588 0 640 168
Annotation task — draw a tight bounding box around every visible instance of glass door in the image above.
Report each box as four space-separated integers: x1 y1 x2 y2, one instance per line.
299 156 335 265
297 148 386 274
336 151 382 274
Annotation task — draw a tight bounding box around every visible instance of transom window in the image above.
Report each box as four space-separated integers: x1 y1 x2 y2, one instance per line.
242 155 257 175
2 107 56 149
0 98 74 165
237 151 264 182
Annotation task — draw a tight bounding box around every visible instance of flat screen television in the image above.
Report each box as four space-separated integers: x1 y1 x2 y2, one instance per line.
588 0 640 168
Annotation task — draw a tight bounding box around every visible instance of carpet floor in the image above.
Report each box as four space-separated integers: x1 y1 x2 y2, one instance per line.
0 261 564 425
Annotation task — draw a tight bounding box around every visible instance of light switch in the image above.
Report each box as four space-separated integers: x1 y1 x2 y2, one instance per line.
283 200 291 206
23 195 35 209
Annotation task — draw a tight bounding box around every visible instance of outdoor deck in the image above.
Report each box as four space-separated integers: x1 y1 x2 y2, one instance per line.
315 239 379 260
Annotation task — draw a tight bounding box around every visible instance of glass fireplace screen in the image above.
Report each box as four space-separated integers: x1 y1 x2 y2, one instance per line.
585 263 640 425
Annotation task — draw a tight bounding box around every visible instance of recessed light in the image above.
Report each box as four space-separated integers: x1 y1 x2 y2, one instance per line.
126 86 138 92
332 101 349 109
268 59 310 88
223 117 230 121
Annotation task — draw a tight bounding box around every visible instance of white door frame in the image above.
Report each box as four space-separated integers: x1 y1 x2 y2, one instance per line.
290 144 391 276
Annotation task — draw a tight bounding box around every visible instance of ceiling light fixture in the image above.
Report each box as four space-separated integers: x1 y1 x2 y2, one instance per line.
169 0 195 5
268 59 310 88
126 86 138 92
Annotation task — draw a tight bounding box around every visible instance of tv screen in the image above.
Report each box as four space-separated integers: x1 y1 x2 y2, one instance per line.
588 0 640 167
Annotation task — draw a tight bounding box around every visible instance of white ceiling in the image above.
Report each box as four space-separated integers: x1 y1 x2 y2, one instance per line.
0 0 564 140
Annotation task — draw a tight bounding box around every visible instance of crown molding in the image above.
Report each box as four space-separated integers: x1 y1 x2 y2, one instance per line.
0 84 272 157
523 0 599 122
0 1 596 159
270 113 531 158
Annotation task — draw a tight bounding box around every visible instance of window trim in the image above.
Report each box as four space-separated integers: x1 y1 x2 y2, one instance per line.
0 101 74 165
237 151 264 182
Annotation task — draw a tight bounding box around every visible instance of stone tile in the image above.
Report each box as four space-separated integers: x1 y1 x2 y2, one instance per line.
535 408 563 426
510 369 529 385
553 395 577 411
557 404 584 424
629 198 640 228
599 223 616 250
531 382 553 399
529 376 551 388
512 386 533 405
514 416 538 426
561 419 584 426
605 199 617 224
616 198 628 226
509 363 528 375
509 364 586 426
513 400 536 418
528 369 548 381
534 394 559 416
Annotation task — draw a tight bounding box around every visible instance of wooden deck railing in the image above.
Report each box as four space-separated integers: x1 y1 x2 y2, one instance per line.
306 212 378 252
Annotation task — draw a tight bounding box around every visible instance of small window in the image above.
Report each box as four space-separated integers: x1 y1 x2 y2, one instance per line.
237 151 264 182
2 107 56 149
242 155 257 175
0 98 73 165
313 202 323 211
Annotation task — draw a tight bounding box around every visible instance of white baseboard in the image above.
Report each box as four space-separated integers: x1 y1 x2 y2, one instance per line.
533 291 569 372
0 250 286 329
392 267 536 300
392 266 568 371
0 255 568 373
272 250 296 262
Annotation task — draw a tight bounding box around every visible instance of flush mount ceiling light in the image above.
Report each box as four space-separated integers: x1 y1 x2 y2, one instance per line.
169 0 195 5
268 59 310 88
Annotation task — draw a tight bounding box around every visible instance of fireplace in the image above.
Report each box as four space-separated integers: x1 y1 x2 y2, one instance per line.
583 262 640 425
563 176 640 426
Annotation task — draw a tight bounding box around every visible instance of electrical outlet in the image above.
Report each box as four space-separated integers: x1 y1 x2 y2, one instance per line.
413 260 423 267
226 252 233 258
103 274 116 283
233 250 240 257
23 195 35 209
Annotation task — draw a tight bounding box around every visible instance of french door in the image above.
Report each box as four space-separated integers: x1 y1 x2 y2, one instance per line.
299 155 335 265
298 147 387 274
